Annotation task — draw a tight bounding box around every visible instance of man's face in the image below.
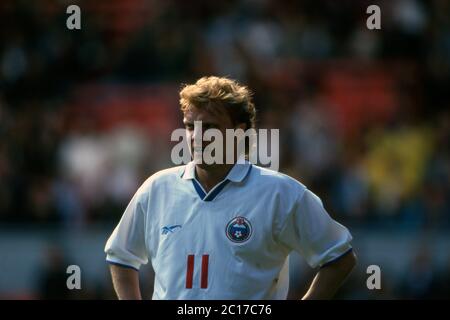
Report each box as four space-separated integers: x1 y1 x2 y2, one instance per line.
183 106 243 168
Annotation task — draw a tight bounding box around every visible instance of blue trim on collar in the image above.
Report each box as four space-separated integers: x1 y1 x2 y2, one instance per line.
204 180 230 202
191 179 231 202
191 179 206 199
185 161 253 202
181 161 252 183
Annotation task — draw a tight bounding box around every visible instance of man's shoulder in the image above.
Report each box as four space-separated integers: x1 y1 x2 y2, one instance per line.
136 165 186 194
249 164 307 193
150 165 186 181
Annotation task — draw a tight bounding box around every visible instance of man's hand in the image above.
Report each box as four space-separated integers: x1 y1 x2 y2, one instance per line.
302 250 357 300
109 264 142 300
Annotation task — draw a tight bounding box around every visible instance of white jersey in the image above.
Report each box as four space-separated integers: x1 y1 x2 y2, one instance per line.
105 161 353 300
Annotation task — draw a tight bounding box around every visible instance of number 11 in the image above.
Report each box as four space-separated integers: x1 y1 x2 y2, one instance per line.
186 254 209 289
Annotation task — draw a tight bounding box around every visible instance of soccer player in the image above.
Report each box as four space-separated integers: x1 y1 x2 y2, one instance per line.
104 76 357 300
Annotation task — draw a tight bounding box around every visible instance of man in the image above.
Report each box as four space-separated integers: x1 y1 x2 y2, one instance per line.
105 76 357 300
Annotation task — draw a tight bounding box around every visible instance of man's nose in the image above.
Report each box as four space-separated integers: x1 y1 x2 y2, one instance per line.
192 122 202 142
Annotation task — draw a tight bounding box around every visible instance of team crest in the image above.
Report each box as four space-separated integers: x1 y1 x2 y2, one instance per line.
226 216 252 243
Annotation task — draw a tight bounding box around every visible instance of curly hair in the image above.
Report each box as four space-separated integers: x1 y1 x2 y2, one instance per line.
179 76 256 130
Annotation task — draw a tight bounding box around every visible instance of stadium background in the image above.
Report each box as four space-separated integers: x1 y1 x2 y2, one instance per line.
0 0 449 299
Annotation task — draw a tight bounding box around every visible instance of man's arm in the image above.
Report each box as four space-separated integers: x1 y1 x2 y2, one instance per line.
109 264 142 300
302 250 357 300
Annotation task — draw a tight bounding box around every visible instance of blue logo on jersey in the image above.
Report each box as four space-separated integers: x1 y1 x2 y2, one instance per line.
161 225 182 235
226 217 252 243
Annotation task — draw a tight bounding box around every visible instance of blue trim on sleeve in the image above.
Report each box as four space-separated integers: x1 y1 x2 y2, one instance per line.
107 260 139 272
319 248 353 269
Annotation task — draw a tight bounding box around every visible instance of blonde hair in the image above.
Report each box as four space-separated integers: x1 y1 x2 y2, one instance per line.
179 76 256 130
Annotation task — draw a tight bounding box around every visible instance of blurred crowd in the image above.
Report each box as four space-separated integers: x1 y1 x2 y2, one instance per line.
0 0 449 298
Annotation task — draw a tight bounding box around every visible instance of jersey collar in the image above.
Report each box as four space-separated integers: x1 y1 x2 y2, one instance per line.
181 159 252 183
181 160 252 201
